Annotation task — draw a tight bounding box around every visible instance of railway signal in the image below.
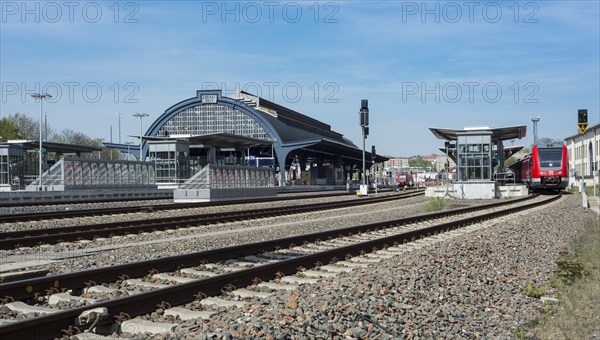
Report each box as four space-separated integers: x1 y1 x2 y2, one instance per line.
578 109 588 134
359 99 369 194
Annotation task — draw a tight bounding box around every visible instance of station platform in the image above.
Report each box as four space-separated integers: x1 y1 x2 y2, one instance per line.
425 183 528 199
174 187 277 203
0 188 172 205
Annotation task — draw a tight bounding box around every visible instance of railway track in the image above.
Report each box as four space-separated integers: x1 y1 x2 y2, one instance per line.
0 190 424 250
0 194 559 339
0 190 388 223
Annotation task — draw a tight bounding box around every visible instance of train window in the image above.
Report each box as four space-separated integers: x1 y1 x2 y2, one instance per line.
538 148 563 168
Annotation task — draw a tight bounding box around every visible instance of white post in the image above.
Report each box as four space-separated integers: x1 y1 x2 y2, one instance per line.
31 93 52 191
132 113 149 161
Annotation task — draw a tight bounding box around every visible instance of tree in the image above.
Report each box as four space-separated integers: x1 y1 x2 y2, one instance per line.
409 156 433 170
0 118 22 141
6 113 40 140
60 129 95 146
535 137 564 147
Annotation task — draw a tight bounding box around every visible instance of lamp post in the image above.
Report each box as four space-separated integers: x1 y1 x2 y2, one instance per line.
116 112 122 144
133 113 149 161
44 111 49 141
31 93 52 191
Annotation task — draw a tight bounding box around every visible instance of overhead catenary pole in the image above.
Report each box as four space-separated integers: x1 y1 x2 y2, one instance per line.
532 116 540 145
116 112 122 144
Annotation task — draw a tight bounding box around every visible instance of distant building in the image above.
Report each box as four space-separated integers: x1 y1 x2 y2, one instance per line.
384 157 409 171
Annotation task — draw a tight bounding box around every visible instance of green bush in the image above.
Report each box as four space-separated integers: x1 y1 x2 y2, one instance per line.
554 259 591 286
426 197 446 211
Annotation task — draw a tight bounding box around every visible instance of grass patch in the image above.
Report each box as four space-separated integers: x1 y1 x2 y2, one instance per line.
524 283 544 299
425 197 446 212
585 184 600 196
517 218 600 339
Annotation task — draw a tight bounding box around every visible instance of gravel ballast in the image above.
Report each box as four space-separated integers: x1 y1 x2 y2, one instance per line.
4 193 595 338
142 194 596 339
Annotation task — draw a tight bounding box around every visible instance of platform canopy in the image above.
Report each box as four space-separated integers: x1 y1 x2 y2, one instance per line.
140 132 275 149
438 145 524 162
3 140 102 153
429 125 527 142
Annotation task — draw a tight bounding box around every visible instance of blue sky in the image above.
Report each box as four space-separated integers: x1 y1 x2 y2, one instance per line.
1 0 598 156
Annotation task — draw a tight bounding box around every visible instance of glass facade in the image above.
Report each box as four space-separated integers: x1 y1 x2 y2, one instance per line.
148 141 190 184
0 145 24 189
156 104 269 140
457 134 492 181
180 164 275 190
58 158 155 188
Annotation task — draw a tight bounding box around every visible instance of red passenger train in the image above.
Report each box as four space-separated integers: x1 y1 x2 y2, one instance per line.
396 172 414 188
509 143 569 193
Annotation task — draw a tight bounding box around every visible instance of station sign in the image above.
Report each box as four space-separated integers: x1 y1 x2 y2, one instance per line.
201 94 218 104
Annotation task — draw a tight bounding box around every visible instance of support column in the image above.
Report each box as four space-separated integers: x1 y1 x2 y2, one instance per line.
496 140 504 175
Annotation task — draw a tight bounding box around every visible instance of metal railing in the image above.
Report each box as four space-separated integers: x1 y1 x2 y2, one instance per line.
179 164 275 190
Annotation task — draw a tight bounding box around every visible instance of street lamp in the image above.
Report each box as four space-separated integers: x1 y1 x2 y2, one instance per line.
31 93 52 191
132 113 149 161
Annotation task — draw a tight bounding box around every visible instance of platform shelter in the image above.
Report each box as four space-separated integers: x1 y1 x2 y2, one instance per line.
429 126 527 199
0 140 101 191
25 158 156 191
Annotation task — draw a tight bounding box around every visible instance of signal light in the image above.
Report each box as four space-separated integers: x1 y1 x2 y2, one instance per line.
578 109 588 124
371 145 376 162
360 99 369 127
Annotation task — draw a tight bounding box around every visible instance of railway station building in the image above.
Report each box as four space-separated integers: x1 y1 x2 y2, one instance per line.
107 90 388 187
564 122 600 189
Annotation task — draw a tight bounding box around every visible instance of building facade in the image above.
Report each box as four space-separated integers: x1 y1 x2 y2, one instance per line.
134 90 387 186
564 122 600 187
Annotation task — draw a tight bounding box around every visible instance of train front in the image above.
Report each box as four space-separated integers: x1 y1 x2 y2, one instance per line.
532 144 569 191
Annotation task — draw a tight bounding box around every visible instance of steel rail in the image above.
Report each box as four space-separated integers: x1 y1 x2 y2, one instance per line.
1 192 529 301
0 190 368 223
0 191 424 250
0 194 559 339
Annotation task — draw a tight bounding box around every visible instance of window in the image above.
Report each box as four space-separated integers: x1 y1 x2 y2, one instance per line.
457 136 492 181
157 104 269 140
538 148 562 168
